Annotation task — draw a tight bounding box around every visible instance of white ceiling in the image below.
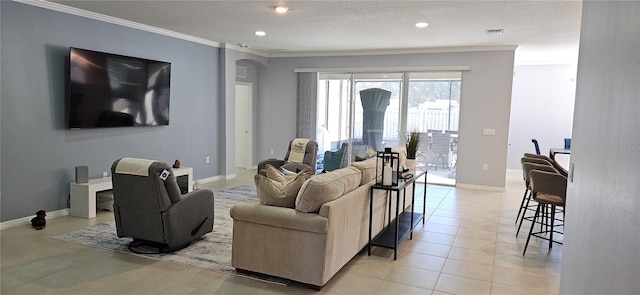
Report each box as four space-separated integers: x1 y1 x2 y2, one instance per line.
49 0 583 65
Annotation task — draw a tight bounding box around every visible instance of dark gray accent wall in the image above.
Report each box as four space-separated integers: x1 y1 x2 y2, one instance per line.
1 2 220 221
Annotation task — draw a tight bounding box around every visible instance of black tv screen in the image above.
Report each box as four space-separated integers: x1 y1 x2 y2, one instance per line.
67 47 171 129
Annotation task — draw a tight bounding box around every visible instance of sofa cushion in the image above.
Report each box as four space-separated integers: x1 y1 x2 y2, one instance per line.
256 166 312 208
349 157 378 185
295 166 362 213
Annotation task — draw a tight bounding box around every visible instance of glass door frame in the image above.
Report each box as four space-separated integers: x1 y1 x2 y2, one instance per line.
317 70 462 186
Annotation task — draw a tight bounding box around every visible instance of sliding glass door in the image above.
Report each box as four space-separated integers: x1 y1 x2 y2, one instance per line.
406 72 461 185
353 73 403 151
316 74 351 172
316 71 461 186
316 73 402 172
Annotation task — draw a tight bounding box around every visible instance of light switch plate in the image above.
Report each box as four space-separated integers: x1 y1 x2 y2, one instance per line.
482 128 496 136
569 163 574 182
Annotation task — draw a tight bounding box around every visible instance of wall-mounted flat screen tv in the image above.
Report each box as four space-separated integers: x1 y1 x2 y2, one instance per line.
67 47 171 129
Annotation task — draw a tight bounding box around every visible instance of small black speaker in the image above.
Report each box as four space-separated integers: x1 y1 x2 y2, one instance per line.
75 166 89 183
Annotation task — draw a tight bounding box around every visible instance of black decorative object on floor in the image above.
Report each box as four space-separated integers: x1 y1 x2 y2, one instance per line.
31 210 46 230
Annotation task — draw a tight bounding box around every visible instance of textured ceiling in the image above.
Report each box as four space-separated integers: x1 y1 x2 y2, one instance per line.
50 0 583 64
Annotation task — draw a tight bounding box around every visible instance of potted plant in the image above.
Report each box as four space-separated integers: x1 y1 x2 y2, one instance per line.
406 132 420 170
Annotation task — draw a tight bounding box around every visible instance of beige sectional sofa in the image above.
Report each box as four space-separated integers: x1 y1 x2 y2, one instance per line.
230 155 414 288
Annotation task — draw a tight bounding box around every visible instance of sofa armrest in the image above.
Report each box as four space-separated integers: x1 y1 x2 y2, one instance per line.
231 203 329 286
230 203 328 234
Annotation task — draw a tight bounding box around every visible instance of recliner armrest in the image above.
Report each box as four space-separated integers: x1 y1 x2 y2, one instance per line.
257 159 285 173
281 162 315 174
175 189 214 204
163 189 215 247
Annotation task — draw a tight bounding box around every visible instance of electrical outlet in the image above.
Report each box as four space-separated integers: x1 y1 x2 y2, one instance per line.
103 171 109 178
482 164 489 171
205 156 210 164
270 149 274 155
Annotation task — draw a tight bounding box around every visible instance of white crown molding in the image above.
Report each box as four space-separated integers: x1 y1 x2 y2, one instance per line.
269 45 518 58
294 65 471 73
221 43 270 58
17 0 221 48
14 1 520 60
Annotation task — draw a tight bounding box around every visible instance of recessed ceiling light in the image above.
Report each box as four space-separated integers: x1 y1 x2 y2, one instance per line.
275 6 289 13
416 22 429 28
255 31 266 36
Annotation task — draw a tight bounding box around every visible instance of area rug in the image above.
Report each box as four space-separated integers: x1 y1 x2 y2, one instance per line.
52 185 291 285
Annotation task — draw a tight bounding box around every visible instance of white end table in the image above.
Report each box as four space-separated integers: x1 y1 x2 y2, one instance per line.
70 166 193 219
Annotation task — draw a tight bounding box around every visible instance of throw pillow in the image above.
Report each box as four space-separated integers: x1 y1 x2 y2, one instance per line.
255 167 312 208
365 146 376 157
349 157 378 185
393 146 407 167
265 164 294 183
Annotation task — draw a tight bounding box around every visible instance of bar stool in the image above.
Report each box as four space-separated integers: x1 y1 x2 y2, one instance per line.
531 138 541 154
522 168 567 256
523 153 568 177
516 158 559 237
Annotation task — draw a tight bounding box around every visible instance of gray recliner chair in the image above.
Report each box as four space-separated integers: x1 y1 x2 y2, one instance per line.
257 138 318 176
111 157 215 253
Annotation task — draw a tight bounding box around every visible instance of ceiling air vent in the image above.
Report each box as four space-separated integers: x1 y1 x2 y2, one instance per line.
486 29 504 35
236 66 247 78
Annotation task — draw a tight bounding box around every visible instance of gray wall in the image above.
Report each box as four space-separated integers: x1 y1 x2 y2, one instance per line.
508 64 576 169
256 50 515 189
0 2 220 221
218 48 267 177
560 1 640 294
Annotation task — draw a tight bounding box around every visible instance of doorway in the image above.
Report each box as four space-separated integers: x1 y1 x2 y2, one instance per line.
235 82 253 169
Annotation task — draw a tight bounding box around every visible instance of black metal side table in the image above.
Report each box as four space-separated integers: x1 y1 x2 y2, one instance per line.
368 169 427 260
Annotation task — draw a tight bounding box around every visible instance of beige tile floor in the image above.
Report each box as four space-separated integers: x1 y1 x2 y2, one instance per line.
1 169 562 294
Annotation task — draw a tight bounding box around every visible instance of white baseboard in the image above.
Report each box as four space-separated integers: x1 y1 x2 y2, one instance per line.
196 174 236 183
4 171 252 230
195 176 220 183
0 208 69 231
456 183 506 192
